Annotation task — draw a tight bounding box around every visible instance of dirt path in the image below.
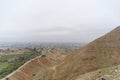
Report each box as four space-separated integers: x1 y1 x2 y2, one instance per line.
51 62 64 80
51 66 57 80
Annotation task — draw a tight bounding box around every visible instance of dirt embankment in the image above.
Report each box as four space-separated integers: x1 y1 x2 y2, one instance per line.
1 48 68 80
1 56 52 80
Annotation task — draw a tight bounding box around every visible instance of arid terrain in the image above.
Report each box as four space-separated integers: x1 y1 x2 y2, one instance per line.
0 43 83 80
1 26 120 80
1 0 119 79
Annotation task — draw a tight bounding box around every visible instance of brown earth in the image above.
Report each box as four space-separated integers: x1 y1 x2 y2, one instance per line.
33 26 120 80
2 26 120 80
1 48 68 80
1 56 51 80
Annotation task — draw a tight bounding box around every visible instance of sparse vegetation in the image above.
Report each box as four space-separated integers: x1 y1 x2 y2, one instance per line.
92 66 116 80
0 49 42 79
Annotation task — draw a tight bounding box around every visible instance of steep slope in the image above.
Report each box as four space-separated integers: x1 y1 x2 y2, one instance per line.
34 26 120 80
1 56 52 80
75 64 120 80
1 48 68 80
2 26 120 80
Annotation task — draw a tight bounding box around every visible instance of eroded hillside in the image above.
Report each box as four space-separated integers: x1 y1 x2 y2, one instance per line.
2 56 51 80
2 26 120 80
1 48 69 80
33 26 120 80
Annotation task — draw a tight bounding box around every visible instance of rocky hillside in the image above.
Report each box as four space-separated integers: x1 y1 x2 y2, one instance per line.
1 56 51 80
1 48 68 80
33 26 120 80
58 26 120 80
2 26 120 80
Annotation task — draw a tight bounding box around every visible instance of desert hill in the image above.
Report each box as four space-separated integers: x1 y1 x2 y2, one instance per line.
1 48 69 80
2 26 120 80
33 26 120 80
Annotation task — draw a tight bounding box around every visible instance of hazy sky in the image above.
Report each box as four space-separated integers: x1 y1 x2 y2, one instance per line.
0 0 120 43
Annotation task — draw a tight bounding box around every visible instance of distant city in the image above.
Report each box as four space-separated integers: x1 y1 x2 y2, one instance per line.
0 42 85 50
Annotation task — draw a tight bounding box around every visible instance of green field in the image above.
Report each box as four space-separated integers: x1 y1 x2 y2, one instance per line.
0 62 9 71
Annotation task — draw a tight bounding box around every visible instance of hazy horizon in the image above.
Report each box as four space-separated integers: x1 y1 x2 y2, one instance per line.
0 0 120 43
